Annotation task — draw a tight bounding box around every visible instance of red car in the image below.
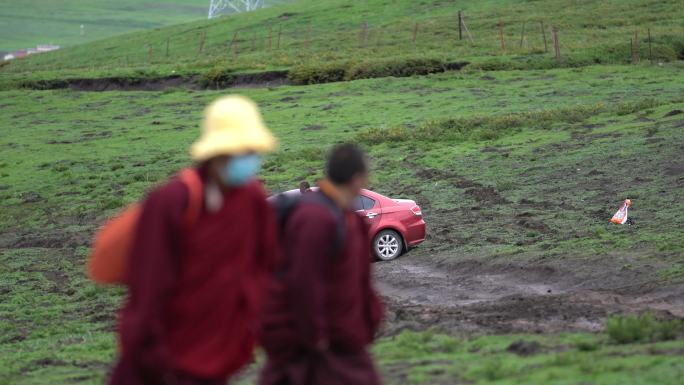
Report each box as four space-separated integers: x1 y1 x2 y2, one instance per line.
270 188 426 261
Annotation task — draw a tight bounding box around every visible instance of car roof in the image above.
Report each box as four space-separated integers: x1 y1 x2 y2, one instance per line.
268 188 390 202
272 187 382 197
267 188 411 213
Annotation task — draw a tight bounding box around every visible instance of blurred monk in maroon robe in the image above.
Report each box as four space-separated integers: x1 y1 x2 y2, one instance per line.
260 144 384 385
109 95 279 385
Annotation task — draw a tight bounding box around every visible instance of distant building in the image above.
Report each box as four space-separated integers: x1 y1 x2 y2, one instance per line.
36 44 60 53
2 44 59 61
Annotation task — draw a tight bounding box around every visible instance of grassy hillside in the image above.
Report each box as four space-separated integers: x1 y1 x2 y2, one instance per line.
2 0 684 384
2 0 683 83
0 0 215 51
1 63 684 384
2 64 683 237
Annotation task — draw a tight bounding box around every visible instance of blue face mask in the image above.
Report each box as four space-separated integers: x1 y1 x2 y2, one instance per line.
220 154 262 186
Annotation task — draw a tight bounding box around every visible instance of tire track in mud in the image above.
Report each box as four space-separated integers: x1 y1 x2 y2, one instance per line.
377 126 684 335
373 255 684 335
393 155 557 252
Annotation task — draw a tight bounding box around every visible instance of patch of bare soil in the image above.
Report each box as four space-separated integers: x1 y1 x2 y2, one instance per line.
303 124 325 131
401 159 555 250
1 225 92 249
464 185 508 205
204 70 291 90
67 76 191 91
24 71 291 92
664 109 683 117
507 340 542 356
21 62 469 92
374 255 684 336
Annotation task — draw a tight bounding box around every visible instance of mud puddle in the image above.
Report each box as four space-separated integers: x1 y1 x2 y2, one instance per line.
374 255 684 335
375 260 563 307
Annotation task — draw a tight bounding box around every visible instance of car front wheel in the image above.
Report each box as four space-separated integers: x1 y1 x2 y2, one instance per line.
373 230 403 261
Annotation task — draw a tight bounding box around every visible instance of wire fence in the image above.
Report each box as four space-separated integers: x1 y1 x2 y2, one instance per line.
10 11 679 73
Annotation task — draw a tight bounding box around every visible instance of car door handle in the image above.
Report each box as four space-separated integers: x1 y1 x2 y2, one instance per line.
366 212 378 219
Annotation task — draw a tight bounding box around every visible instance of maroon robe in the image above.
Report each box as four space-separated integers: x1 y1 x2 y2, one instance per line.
110 170 279 385
259 184 384 385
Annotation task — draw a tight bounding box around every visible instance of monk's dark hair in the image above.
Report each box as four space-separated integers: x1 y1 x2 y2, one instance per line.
299 180 311 191
326 143 368 185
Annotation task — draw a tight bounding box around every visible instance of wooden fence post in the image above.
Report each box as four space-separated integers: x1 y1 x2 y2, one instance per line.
198 31 206 54
268 26 272 51
412 22 419 44
458 11 463 40
376 27 384 47
519 22 526 48
165 38 170 58
498 19 505 51
277 24 282 49
631 30 639 64
230 30 239 59
147 45 153 64
541 21 548 52
461 14 474 43
251 30 257 51
647 28 652 62
360 21 369 47
304 22 311 49
635 29 640 63
552 26 560 62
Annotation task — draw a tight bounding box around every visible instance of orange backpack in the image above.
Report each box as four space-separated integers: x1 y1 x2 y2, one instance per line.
87 168 203 285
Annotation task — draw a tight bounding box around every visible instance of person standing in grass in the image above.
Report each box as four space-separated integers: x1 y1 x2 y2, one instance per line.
109 95 279 385
299 180 312 193
259 144 384 385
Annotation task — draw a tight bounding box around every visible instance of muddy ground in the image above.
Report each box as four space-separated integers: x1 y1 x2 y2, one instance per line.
17 70 291 92
13 61 471 91
231 252 684 383
369 108 684 337
374 253 684 336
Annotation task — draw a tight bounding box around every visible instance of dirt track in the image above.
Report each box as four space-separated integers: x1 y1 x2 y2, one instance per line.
15 61 470 91
374 253 684 335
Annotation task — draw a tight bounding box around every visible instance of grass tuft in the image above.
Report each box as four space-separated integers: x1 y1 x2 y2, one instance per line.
288 56 451 85
356 102 607 145
199 66 236 88
606 313 684 344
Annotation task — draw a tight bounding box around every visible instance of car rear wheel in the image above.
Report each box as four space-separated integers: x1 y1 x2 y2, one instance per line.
373 230 403 261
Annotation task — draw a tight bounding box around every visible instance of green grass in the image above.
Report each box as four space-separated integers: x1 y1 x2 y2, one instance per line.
0 0 211 52
2 1 684 382
2 0 683 86
0 0 295 53
1 64 682 228
2 64 683 266
2 64 684 384
0 248 120 385
606 314 684 344
373 331 684 385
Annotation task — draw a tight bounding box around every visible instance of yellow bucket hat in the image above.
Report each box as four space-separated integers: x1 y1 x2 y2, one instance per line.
190 95 277 161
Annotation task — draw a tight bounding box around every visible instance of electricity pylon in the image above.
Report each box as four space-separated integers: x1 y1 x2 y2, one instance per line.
208 0 265 19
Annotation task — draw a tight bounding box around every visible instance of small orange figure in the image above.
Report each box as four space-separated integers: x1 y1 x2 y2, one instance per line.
611 199 632 225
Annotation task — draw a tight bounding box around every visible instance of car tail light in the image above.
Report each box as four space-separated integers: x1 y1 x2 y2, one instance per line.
410 205 422 216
